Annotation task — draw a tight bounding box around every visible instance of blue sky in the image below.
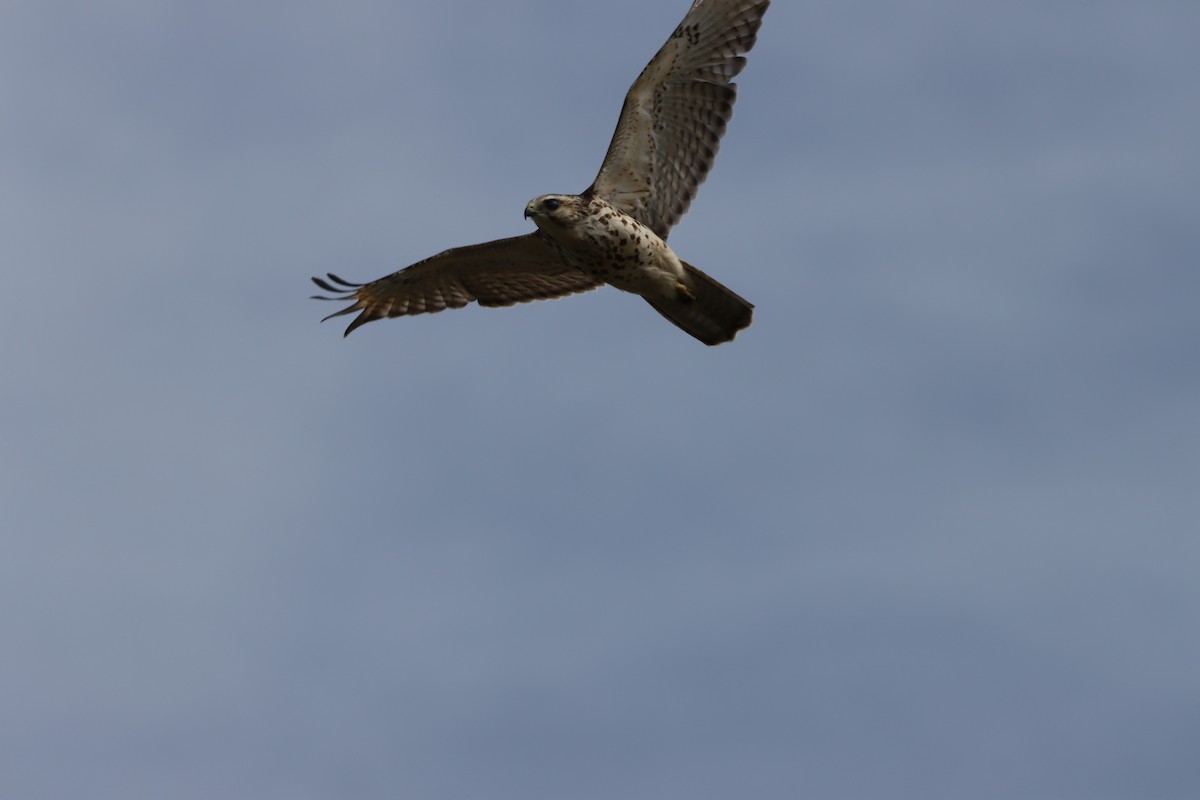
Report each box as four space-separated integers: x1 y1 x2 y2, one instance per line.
2 1 1198 797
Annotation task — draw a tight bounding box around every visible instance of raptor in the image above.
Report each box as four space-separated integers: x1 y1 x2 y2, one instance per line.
313 0 769 345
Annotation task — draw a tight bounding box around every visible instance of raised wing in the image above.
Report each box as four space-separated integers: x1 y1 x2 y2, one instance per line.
312 232 600 336
586 0 769 239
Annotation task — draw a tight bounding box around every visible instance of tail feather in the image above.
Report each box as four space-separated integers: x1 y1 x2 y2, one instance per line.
643 262 753 346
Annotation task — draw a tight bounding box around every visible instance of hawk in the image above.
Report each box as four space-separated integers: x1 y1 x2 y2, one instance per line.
313 0 770 345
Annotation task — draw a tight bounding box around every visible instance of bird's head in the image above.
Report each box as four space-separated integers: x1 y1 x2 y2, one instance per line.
524 194 584 229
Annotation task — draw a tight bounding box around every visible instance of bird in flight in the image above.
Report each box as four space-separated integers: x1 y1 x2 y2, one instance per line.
313 0 770 346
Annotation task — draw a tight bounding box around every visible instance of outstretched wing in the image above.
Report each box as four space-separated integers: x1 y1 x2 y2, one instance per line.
312 232 600 336
586 0 769 239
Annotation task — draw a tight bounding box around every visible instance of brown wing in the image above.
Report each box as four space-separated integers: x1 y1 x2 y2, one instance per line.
312 232 600 336
586 0 769 239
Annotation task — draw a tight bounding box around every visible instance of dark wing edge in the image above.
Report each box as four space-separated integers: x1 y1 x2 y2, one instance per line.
586 0 770 238
311 232 601 336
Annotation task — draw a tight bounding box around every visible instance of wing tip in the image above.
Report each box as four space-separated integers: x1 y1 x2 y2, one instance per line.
311 273 374 336
311 273 363 295
341 312 375 337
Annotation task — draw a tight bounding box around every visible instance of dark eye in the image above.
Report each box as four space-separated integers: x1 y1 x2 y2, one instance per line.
544 198 561 211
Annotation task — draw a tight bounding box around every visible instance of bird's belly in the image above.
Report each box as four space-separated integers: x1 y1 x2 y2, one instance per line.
565 229 681 296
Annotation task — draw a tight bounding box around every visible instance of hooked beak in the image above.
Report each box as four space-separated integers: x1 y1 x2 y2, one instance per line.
524 204 536 220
